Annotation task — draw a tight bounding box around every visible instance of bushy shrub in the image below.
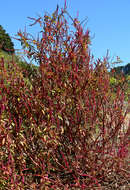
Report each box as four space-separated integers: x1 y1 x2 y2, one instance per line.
0 5 129 189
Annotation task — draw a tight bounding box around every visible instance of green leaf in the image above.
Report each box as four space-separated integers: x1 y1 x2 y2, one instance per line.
58 114 63 120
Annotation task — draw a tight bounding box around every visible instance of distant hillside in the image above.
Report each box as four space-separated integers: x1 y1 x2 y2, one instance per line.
0 49 38 81
112 63 130 76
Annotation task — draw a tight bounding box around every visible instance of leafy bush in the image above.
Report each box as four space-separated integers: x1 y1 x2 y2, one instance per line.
0 5 129 189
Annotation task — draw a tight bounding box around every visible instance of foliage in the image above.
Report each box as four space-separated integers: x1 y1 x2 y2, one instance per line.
0 25 14 54
111 63 130 76
110 63 130 101
0 49 38 83
0 5 129 189
123 63 130 75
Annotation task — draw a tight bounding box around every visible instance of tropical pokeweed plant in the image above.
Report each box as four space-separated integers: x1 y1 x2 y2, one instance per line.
0 3 129 190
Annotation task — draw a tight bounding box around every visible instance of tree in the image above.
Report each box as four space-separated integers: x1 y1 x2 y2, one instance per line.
0 25 14 54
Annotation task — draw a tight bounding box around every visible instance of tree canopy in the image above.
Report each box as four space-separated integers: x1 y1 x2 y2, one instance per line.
0 25 14 54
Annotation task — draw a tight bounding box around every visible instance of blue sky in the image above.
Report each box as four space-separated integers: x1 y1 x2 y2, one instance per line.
1 0 130 66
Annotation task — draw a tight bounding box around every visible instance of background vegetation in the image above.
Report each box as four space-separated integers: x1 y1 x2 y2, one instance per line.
0 25 14 54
